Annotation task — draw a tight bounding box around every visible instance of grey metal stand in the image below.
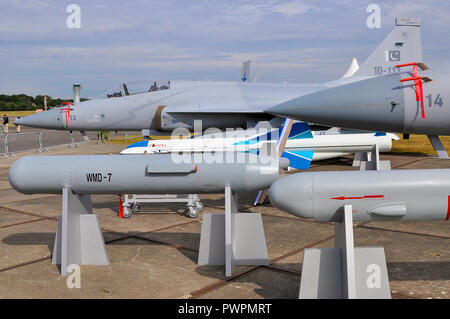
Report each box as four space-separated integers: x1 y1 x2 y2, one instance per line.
198 186 269 277
299 205 391 299
52 188 109 275
427 135 449 159
353 144 391 171
80 130 90 141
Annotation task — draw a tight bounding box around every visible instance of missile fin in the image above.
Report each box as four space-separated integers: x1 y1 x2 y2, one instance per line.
368 203 406 217
281 150 314 170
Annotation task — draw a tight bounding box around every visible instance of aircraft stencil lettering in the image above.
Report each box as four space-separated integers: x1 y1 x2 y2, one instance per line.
86 173 112 183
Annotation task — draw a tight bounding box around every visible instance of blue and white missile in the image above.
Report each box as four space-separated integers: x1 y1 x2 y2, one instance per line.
121 122 398 170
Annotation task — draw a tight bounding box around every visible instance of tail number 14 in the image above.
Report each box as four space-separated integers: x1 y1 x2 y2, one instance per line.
426 94 444 108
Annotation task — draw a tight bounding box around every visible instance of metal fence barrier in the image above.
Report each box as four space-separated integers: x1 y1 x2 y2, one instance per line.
39 130 82 152
1 130 85 157
0 130 142 158
4 131 40 157
0 134 5 157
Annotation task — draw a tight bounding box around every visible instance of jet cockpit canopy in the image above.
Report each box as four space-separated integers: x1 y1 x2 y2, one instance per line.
100 80 171 98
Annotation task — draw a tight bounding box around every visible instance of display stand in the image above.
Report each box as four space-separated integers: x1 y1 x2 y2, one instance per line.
198 186 269 277
80 131 90 141
52 187 109 275
299 205 391 299
353 144 391 171
427 135 450 159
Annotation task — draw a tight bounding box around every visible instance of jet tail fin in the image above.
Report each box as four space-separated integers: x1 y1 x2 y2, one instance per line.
354 17 423 78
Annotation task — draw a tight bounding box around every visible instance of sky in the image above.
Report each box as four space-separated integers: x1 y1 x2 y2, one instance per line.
0 0 449 98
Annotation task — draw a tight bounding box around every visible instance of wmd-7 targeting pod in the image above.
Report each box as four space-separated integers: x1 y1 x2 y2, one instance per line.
9 154 281 195
268 169 450 222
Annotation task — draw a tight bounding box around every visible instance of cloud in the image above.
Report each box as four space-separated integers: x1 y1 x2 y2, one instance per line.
0 0 449 97
272 2 314 16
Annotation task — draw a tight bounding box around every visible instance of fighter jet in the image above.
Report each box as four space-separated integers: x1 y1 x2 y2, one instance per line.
15 18 422 134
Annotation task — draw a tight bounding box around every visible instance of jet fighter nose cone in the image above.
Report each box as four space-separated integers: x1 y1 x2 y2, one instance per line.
13 118 25 125
12 109 64 129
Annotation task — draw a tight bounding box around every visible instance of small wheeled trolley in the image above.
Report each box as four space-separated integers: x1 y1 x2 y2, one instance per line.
121 194 204 218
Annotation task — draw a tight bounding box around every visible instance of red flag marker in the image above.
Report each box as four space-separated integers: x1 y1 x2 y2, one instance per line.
119 195 124 218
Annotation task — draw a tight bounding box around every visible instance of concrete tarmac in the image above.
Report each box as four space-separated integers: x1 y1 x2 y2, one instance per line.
0 142 448 299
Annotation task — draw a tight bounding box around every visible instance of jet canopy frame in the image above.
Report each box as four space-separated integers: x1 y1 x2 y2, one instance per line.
100 80 171 98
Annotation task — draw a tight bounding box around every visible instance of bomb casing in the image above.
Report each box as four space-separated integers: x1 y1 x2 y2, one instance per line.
9 153 280 195
268 169 450 222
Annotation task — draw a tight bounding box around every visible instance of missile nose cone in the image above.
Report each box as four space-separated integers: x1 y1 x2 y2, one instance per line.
9 156 66 194
268 172 313 219
266 74 405 132
8 157 30 194
13 109 64 129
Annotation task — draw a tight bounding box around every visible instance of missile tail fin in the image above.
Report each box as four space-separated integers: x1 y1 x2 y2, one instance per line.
281 150 314 170
288 122 313 139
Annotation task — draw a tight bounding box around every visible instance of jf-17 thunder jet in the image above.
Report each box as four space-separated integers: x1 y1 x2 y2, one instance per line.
15 18 423 134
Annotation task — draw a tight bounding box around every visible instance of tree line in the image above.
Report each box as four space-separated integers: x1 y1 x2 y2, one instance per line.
0 94 88 111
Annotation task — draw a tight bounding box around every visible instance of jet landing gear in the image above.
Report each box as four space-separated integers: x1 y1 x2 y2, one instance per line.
120 194 204 218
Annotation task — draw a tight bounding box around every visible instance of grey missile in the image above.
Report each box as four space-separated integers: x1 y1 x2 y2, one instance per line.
9 154 280 195
268 169 450 222
266 70 450 136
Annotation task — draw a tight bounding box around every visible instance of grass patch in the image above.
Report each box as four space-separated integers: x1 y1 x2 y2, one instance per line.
1 111 36 117
391 134 450 156
1 111 36 127
107 134 177 145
